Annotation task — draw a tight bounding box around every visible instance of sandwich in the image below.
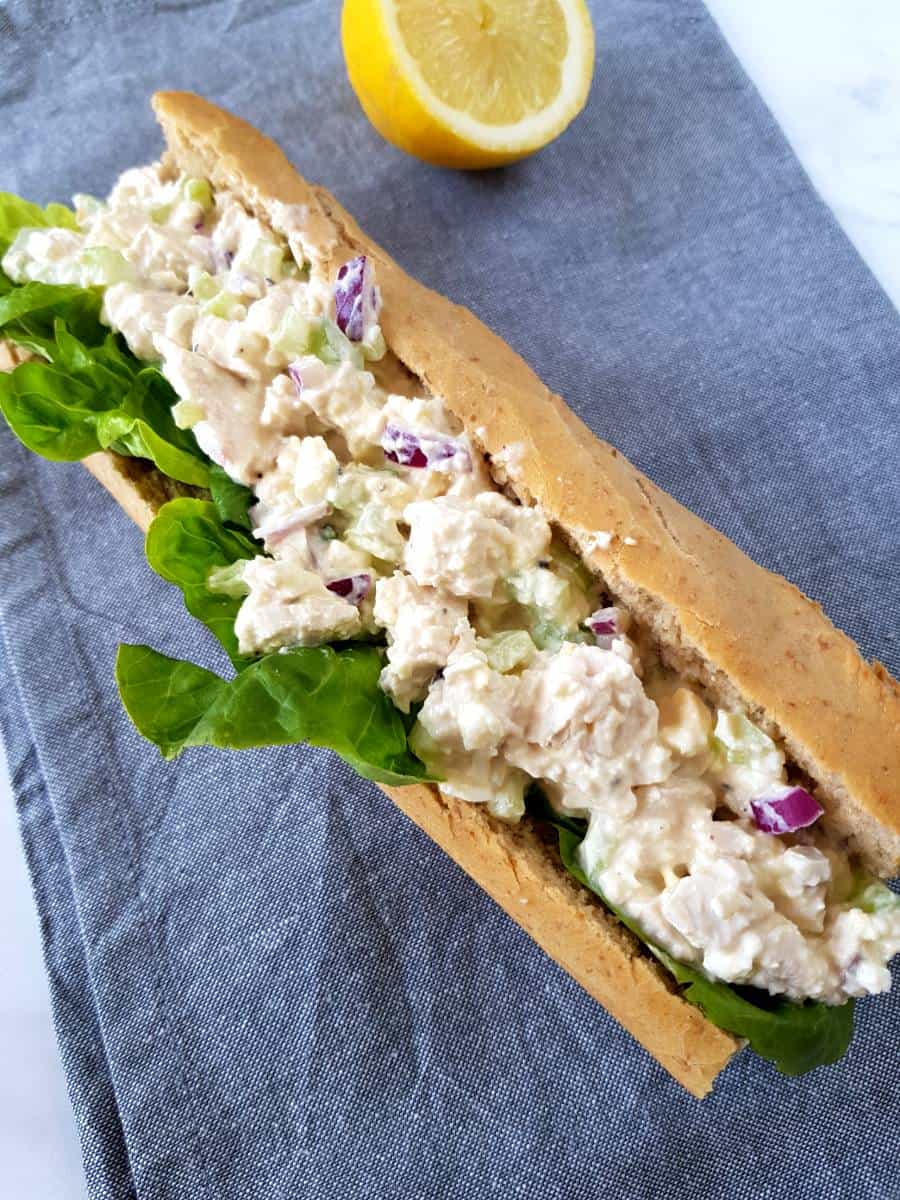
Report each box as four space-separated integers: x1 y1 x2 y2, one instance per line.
1 92 898 1098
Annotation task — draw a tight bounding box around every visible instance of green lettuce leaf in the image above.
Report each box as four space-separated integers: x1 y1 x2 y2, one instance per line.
0 288 210 487
1 357 110 460
0 278 106 348
115 642 433 787
145 498 258 666
527 792 855 1075
208 463 254 531
0 192 79 256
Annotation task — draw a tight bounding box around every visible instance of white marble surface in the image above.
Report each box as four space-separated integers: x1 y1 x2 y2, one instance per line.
705 0 900 315
0 739 89 1199
2 2 900 1194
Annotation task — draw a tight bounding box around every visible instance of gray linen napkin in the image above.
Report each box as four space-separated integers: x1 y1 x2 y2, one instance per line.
1 1 898 1197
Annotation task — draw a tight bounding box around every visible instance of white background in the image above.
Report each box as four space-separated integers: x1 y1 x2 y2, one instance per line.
2 2 899 1194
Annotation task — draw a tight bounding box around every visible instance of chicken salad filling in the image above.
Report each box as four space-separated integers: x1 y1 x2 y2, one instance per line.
4 166 899 1010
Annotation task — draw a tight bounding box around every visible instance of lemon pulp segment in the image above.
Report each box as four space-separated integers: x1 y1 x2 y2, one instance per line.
341 0 595 168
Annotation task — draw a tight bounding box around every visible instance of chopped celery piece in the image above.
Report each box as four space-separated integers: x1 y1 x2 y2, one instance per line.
712 712 777 765
206 560 251 598
310 318 364 369
190 270 219 303
508 564 592 644
244 239 287 282
205 290 244 319
529 617 592 651
409 723 441 774
487 784 526 823
273 308 315 357
172 399 205 430
477 630 536 673
188 270 244 319
344 502 405 563
550 535 595 595
853 879 900 915
183 178 213 210
79 246 135 285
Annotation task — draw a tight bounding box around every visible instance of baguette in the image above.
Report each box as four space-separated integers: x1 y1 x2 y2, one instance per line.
17 91 900 1097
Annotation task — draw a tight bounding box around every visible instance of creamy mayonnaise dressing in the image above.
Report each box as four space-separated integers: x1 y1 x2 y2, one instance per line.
6 165 900 1005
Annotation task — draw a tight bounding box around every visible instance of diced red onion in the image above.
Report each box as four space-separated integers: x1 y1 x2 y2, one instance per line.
585 607 620 638
288 362 304 395
334 255 381 341
253 501 330 545
287 358 328 397
750 786 824 835
428 439 459 463
210 247 234 274
326 573 372 606
381 423 471 472
382 424 428 467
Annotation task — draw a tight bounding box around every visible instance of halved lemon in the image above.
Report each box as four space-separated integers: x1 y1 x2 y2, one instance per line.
341 0 596 169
